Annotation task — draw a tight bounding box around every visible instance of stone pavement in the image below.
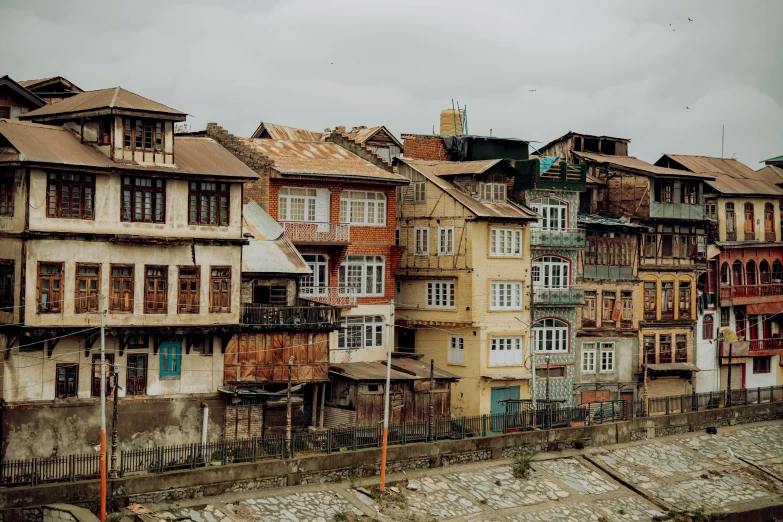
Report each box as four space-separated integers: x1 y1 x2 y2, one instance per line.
143 420 783 522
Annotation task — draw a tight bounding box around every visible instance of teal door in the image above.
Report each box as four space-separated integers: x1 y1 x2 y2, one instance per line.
490 386 520 432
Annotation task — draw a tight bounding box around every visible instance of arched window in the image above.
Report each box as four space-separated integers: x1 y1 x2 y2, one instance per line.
533 318 569 352
744 202 755 240
726 203 736 240
532 256 570 290
702 314 714 340
774 260 783 283
732 260 744 286
765 203 775 240
531 198 568 231
746 260 757 286
760 260 771 284
720 262 730 286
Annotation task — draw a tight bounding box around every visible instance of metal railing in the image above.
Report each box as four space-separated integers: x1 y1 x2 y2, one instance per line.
240 301 340 328
532 286 585 305
281 222 350 243
749 338 783 353
3 385 781 487
720 284 783 300
299 286 359 307
531 228 585 248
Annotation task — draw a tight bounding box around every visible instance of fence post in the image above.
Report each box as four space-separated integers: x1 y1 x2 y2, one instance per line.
156 447 163 474
461 417 467 439
352 426 357 452
221 442 227 466
32 458 38 486
481 415 487 437
280 437 285 459
252 437 258 463
401 423 407 446
327 430 332 454
119 451 124 478
68 454 75 483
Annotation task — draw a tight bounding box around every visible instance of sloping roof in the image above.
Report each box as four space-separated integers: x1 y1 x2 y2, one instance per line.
755 165 783 184
343 126 403 149
0 119 258 179
241 138 407 183
330 359 460 382
242 200 310 275
20 87 186 120
541 130 631 152
0 76 46 108
398 158 539 221
18 76 83 93
704 175 783 196
764 154 783 163
574 151 714 179
658 154 757 179
251 122 324 142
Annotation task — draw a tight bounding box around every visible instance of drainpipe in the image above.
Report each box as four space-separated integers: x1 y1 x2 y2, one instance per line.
201 402 208 445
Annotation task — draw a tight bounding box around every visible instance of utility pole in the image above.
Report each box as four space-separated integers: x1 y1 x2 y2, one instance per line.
379 300 394 492
109 366 119 478
726 342 733 407
427 359 435 441
285 356 294 458
99 295 107 522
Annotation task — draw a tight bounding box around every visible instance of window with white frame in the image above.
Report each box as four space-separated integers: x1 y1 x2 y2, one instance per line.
414 227 429 255
490 281 522 310
413 182 426 203
426 281 455 308
338 255 385 296
533 318 569 352
530 197 568 231
581 344 596 373
480 183 506 203
338 315 384 349
600 343 615 372
490 228 522 257
532 256 570 291
438 227 454 255
449 335 465 364
489 336 522 366
301 254 329 296
339 191 386 225
278 187 317 221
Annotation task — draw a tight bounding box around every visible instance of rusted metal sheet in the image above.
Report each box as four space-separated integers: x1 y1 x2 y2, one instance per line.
659 154 757 179
224 332 330 384
251 122 324 142
21 86 185 120
242 201 310 274
330 359 460 382
704 175 783 196
341 125 403 149
575 151 714 179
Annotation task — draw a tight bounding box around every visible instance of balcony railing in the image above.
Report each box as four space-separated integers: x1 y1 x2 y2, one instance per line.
533 286 584 306
281 221 351 244
720 284 783 300
240 301 340 328
531 228 585 248
749 338 783 353
299 286 359 307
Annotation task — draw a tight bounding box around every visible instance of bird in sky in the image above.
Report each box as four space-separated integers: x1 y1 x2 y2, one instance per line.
688 18 693 21
686 106 690 109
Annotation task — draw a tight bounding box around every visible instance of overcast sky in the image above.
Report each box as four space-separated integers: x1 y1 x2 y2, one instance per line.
3 1 782 165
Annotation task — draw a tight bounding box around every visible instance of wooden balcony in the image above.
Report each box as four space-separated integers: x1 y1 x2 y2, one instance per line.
281 221 350 245
299 286 359 307
240 301 340 331
531 228 585 248
720 284 783 301
749 338 783 355
533 286 584 306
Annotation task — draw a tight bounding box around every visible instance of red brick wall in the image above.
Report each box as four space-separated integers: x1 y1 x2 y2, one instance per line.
401 134 449 160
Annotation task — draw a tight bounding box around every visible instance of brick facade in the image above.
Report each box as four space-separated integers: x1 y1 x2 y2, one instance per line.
401 134 450 161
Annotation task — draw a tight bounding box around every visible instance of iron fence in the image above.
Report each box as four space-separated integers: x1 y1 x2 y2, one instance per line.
2 384 782 487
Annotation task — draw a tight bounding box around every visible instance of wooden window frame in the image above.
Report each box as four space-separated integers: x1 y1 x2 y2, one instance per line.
678 281 692 319
178 266 200 314
0 259 13 309
600 343 615 372
643 335 656 365
127 334 148 348
91 354 115 397
601 292 617 325
720 307 730 328
414 227 429 255
338 315 384 349
490 281 522 310
413 181 426 203
661 281 675 319
744 202 755 240
126 354 148 395
681 182 697 204
489 336 523 366
160 344 182 378
38 262 63 313
121 176 165 223
765 203 775 241
583 291 597 327
209 266 231 313
425 281 455 309
124 118 165 152
438 226 454 256
338 255 385 296
144 265 168 314
0 175 13 216
110 265 134 312
675 334 688 363
188 181 230 226
703 314 714 340
753 356 771 374
659 334 672 363
581 345 596 373
621 291 633 327
643 282 657 321
448 335 464 364
47 172 95 220
56 364 78 399
339 190 387 226
74 263 100 314
490 227 522 257
726 203 736 241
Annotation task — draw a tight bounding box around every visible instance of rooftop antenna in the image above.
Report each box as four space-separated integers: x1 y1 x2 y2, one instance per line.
722 124 724 158
463 104 468 135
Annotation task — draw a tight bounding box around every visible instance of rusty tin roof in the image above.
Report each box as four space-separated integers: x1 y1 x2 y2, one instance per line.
251 122 324 142
20 86 186 120
242 200 310 275
330 359 460 382
575 151 715 179
659 154 758 179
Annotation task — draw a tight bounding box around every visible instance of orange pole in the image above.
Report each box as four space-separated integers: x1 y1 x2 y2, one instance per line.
99 429 106 521
379 427 388 491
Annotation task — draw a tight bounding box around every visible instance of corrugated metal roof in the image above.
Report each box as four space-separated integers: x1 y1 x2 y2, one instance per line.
18 77 56 88
659 154 756 179
399 158 539 221
343 126 403 149
20 87 185 119
0 76 46 108
764 154 783 163
402 158 503 177
242 200 310 274
18 76 83 93
704 175 783 196
0 119 258 179
242 138 407 183
756 165 783 184
252 122 324 142
330 359 460 382
575 151 714 179
540 130 631 152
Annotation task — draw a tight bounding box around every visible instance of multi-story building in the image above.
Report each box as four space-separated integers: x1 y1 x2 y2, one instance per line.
655 154 783 393
0 75 46 119
394 157 539 417
0 87 258 459
17 76 83 105
206 123 408 364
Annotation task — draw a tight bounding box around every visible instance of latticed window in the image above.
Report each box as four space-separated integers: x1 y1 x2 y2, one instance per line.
490 281 522 310
144 265 168 314
490 228 522 256
122 177 165 223
426 281 455 308
209 267 231 312
178 267 200 313
338 315 384 349
278 187 316 221
75 264 100 313
0 175 13 216
110 265 134 312
338 255 384 296
188 182 229 225
124 118 164 152
38 263 63 313
339 191 386 225
47 173 94 219
533 318 569 352
489 336 522 366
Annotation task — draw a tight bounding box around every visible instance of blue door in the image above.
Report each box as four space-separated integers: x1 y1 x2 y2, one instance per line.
490 386 520 432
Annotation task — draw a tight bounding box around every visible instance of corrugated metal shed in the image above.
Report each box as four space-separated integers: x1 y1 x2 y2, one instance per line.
0 119 258 180
20 87 185 119
251 122 324 142
242 200 310 275
575 151 714 179
704 175 783 196
242 138 407 183
399 158 539 221
330 359 460 382
659 154 757 179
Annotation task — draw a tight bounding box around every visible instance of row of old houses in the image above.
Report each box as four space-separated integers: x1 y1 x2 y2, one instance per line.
1 75 782 460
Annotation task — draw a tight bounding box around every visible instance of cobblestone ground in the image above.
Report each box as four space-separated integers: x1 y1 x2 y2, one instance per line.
510 502 606 521
593 442 712 483
534 458 619 494
680 424 783 464
399 476 483 519
446 465 570 509
235 491 364 522
639 470 771 511
158 506 232 522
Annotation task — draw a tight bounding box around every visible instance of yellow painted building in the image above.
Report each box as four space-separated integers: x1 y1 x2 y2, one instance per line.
394 158 539 416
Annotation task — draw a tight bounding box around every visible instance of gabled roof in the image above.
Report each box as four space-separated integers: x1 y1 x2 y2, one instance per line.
251 122 324 142
241 137 407 183
541 130 631 152
242 200 310 275
756 165 783 184
703 175 783 197
656 154 757 179
342 126 403 149
398 158 539 221
0 76 46 108
0 118 257 180
574 151 714 179
20 87 186 121
18 76 83 94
